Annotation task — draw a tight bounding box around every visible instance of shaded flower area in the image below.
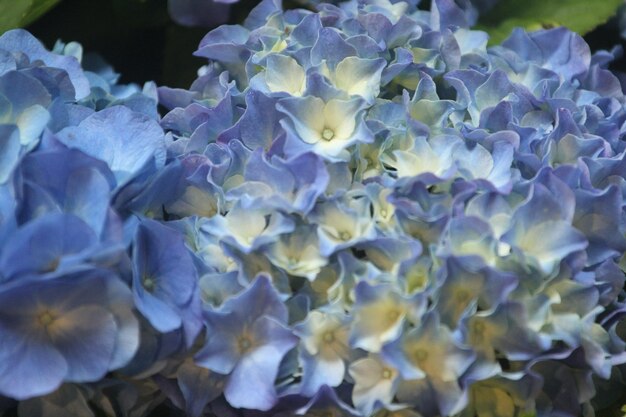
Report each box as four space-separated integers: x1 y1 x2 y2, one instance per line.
1 0 626 416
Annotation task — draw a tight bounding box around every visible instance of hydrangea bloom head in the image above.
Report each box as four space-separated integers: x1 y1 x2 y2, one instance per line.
2 0 626 416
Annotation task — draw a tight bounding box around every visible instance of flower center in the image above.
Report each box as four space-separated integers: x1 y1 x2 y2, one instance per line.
456 289 469 302
414 348 428 362
386 309 400 322
38 311 56 327
382 368 393 379
408 270 428 292
338 231 352 241
143 276 156 292
321 128 335 141
238 337 253 352
323 331 335 343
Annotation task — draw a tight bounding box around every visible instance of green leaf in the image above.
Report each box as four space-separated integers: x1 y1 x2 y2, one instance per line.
0 0 62 33
20 0 62 27
476 0 623 45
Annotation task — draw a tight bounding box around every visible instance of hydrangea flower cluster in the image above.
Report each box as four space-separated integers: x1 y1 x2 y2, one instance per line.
0 28 166 413
2 0 626 416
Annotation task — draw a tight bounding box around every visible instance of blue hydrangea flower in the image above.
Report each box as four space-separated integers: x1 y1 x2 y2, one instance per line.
227 150 329 215
0 71 50 149
311 198 377 256
18 148 117 239
382 312 475 415
278 95 373 160
200 200 295 253
148 0 626 411
132 219 202 346
293 307 352 396
0 271 138 400
501 182 588 275
313 56 387 104
250 54 307 97
3 0 626 414
195 275 298 410
54 106 166 188
0 213 100 282
348 354 400 415
350 281 425 352
265 224 328 281
0 29 90 100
